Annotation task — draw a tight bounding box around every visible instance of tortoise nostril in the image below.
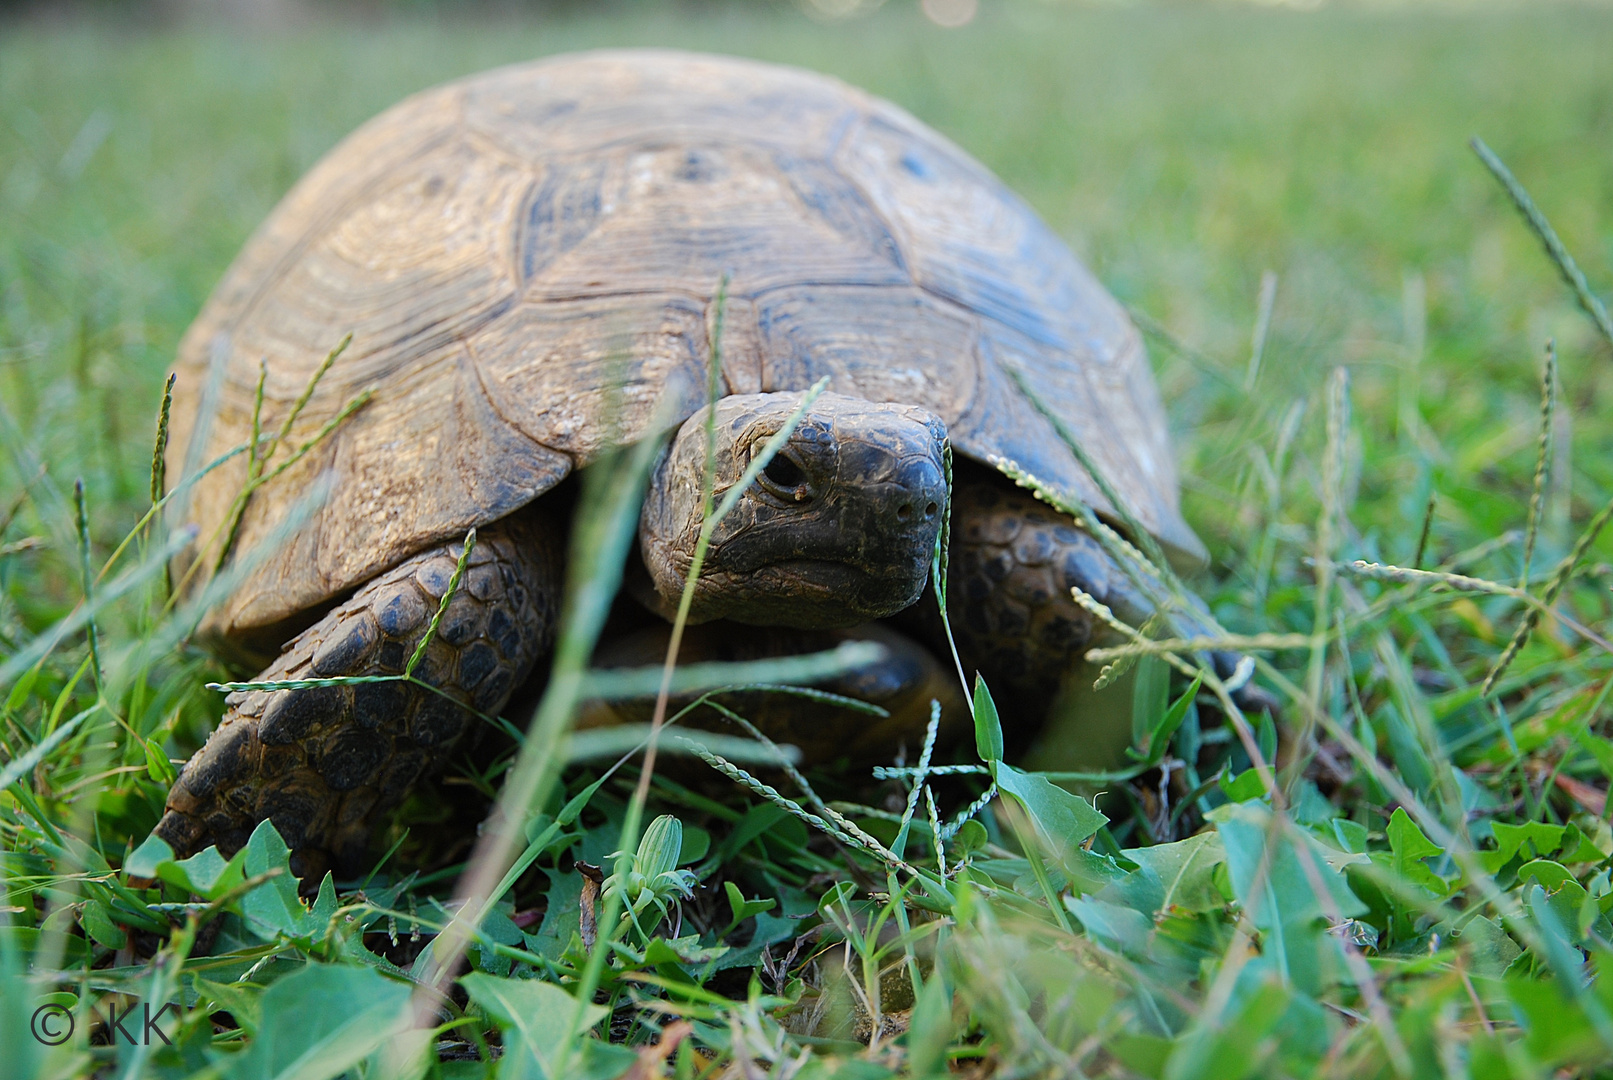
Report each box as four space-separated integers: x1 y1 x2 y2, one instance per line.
896 504 914 522
925 501 938 519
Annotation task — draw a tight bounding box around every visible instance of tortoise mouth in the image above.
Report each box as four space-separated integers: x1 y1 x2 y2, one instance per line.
764 556 919 586
710 555 931 628
712 532 934 575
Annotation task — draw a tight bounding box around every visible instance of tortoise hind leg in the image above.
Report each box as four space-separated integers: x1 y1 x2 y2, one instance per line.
153 513 562 879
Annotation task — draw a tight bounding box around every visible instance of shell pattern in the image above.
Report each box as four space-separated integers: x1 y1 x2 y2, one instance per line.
165 49 1202 640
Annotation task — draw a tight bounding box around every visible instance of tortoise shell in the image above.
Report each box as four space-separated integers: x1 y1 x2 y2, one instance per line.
166 48 1204 640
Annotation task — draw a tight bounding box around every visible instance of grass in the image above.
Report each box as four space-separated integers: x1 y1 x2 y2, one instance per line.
5 1 1613 1077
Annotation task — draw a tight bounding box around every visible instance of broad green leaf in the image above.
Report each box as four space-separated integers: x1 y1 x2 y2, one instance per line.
170 846 247 900
642 935 730 966
1164 973 1290 1080
79 898 126 949
1218 767 1267 803
1452 914 1520 978
1523 883 1589 993
1288 779 1337 826
1128 673 1201 765
993 762 1107 862
1124 832 1227 914
192 975 264 1038
973 674 1004 763
1210 802 1364 994
1065 895 1152 958
905 974 953 1078
1518 861 1593 946
1064 851 1129 902
124 832 175 878
221 962 410 1080
481 906 523 947
1212 803 1366 925
1328 819 1369 855
1386 807 1442 861
471 905 522 975
1011 846 1128 897
1517 859 1579 894
461 971 609 1080
1387 807 1447 895
1561 825 1607 864
713 909 800 972
817 880 859 922
539 1039 638 1080
950 819 989 858
1096 859 1165 914
1485 820 1567 873
526 870 583 961
126 834 248 901
241 820 314 939
143 737 177 785
723 880 777 936
307 872 336 926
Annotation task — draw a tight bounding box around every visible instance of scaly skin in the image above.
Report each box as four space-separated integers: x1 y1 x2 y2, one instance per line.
637 392 948 629
924 468 1272 746
153 515 562 877
945 472 1148 715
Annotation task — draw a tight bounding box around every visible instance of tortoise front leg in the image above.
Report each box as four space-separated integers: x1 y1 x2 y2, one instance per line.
153 514 562 879
944 473 1147 717
941 470 1269 759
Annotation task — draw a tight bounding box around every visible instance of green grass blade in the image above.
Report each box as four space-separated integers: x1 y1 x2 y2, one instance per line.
1471 136 1613 349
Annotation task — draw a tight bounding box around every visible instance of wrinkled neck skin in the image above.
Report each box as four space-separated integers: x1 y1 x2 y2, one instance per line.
638 392 948 630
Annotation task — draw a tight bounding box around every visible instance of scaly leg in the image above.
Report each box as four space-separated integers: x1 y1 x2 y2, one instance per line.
945 472 1146 714
941 468 1269 756
154 514 562 877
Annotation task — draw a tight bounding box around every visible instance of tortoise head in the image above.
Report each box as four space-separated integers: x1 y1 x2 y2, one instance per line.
638 392 948 629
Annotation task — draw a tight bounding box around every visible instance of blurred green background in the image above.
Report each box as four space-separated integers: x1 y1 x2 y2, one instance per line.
3 0 1611 591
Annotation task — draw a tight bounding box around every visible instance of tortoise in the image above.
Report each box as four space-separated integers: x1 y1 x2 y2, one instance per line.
153 49 1224 878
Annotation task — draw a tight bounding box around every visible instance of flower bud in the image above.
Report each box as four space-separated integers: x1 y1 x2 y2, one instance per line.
636 814 683 882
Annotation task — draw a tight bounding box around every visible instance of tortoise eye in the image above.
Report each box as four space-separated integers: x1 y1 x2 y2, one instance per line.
762 455 806 490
